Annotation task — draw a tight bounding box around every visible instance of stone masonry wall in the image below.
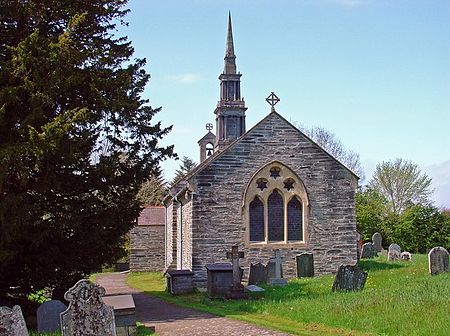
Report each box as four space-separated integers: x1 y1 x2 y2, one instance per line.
165 203 175 269
130 224 165 271
177 200 193 270
190 112 358 287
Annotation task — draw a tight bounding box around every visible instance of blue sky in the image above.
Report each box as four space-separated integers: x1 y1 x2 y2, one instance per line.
119 0 450 208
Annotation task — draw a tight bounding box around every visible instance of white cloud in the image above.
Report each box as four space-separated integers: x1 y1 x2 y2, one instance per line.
424 160 450 209
165 73 203 84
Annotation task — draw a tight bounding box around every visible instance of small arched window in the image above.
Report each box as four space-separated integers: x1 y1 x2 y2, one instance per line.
244 162 309 246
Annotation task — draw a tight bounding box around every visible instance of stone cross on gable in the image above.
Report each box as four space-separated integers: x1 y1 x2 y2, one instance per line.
226 245 244 287
265 92 280 113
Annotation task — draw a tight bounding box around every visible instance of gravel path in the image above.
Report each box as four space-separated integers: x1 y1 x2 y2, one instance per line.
96 272 291 336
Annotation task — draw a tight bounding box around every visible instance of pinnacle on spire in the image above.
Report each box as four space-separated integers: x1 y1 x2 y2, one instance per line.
224 12 237 74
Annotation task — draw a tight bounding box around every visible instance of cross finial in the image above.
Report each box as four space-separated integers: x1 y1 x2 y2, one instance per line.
266 92 280 112
206 123 213 132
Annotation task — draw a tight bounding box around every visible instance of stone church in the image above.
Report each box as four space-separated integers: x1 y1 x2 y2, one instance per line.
163 14 358 286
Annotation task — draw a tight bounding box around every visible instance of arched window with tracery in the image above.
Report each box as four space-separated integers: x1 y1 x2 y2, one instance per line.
243 162 309 246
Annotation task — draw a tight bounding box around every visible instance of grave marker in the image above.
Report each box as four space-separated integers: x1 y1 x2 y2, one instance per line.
372 232 383 252
360 242 377 259
0 305 28 336
60 279 116 336
428 247 449 276
226 245 248 299
332 265 368 292
388 244 401 261
296 253 314 277
268 250 288 286
400 251 412 261
37 300 67 333
248 263 268 285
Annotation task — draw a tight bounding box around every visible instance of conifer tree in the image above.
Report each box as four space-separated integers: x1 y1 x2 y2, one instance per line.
0 0 174 298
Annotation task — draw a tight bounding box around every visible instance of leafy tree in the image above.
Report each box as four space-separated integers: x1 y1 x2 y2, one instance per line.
297 124 365 180
390 204 450 253
136 169 167 205
370 159 432 215
172 156 197 185
0 0 174 299
355 187 388 242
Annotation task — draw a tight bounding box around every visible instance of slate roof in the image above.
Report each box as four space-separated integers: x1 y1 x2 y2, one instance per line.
137 206 165 226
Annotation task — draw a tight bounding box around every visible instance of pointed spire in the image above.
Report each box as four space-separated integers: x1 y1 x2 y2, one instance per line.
224 12 236 74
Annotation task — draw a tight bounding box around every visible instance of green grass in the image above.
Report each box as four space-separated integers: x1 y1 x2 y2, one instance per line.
127 254 450 336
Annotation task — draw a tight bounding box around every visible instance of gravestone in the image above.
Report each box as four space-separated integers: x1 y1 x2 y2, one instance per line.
428 247 449 276
37 300 67 333
248 263 268 285
225 245 248 299
245 285 265 292
400 251 412 261
296 253 314 277
60 279 116 336
372 232 383 252
268 250 288 286
360 242 377 259
388 244 401 261
332 265 368 292
267 259 283 279
0 305 28 336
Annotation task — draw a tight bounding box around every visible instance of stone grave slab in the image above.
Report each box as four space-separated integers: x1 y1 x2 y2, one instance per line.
37 299 67 333
296 253 314 277
428 247 449 275
166 269 194 295
372 232 383 252
205 263 233 299
102 294 136 336
0 305 28 336
61 279 116 336
332 265 368 292
245 285 265 292
360 242 377 259
248 263 268 285
388 244 401 261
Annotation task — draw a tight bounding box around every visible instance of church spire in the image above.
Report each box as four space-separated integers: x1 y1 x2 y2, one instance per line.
224 12 236 74
214 13 247 150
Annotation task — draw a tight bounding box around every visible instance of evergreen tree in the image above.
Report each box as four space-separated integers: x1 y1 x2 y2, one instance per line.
172 156 197 185
0 0 174 299
136 168 167 205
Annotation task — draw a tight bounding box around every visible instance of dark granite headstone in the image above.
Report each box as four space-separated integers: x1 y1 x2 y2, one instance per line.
248 263 268 285
332 265 368 292
37 300 67 333
296 253 314 278
360 242 377 259
428 246 449 275
61 279 116 336
0 305 28 336
166 269 194 295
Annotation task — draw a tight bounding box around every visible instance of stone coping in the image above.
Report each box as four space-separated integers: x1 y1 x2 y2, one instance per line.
102 294 135 314
166 270 195 276
205 263 233 271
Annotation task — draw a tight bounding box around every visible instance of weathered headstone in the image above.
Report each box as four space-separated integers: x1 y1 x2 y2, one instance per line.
332 265 368 292
428 247 449 276
267 259 283 279
296 253 314 277
388 244 401 261
372 232 383 252
248 263 268 285
225 245 248 299
102 294 136 336
0 305 28 336
205 263 233 299
245 285 265 292
268 250 288 286
166 269 194 294
37 300 67 333
60 279 116 336
360 242 377 259
400 251 412 261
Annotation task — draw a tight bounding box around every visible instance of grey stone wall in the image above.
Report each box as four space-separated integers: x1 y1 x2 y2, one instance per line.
189 112 358 287
177 199 193 270
165 203 175 269
130 224 165 271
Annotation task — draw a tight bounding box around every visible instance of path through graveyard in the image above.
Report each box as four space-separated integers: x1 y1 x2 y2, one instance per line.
96 272 291 336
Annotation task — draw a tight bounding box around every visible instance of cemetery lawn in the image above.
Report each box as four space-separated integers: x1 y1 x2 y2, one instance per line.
127 254 450 336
